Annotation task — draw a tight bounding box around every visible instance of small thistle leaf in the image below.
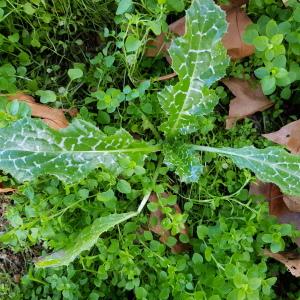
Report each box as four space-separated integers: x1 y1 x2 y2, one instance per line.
0 118 157 183
35 211 138 268
159 0 229 137
163 144 203 183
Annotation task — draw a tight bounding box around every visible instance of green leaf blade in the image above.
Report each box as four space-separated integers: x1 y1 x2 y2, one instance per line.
35 211 138 268
159 0 229 138
200 146 300 196
0 118 158 183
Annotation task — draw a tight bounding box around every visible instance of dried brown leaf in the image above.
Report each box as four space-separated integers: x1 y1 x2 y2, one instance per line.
156 72 177 81
0 188 15 193
264 249 300 277
263 120 300 154
222 7 254 59
222 78 273 128
5 93 69 129
283 196 300 213
146 2 254 61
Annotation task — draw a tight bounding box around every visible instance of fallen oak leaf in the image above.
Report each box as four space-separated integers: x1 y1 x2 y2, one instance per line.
148 192 189 254
263 119 300 154
222 7 254 59
146 1 254 61
283 195 300 213
222 78 273 129
264 249 300 277
4 93 69 129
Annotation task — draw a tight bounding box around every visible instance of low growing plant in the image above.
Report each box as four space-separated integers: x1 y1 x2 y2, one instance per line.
1 0 300 271
244 0 300 97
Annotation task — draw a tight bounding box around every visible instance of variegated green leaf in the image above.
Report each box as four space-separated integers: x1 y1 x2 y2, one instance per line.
194 145 300 196
0 118 158 183
159 0 229 137
35 211 138 268
163 143 203 183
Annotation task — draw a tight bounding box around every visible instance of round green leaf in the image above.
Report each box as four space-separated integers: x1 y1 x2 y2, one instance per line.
117 179 131 194
23 2 36 15
261 76 276 95
116 0 133 15
192 253 203 265
264 49 274 61
7 100 19 115
125 36 141 53
280 87 291 99
68 68 83 80
293 7 300 22
270 34 283 45
270 241 282 253
272 55 286 68
166 236 177 247
36 90 57 103
253 36 269 51
291 43 300 56
254 67 269 79
266 20 278 37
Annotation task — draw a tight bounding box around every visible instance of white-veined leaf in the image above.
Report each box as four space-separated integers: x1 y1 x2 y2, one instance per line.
35 211 138 268
163 143 203 183
0 118 158 183
196 145 300 196
159 0 229 137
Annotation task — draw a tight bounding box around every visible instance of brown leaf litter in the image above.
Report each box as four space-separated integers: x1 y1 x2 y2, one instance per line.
222 78 273 128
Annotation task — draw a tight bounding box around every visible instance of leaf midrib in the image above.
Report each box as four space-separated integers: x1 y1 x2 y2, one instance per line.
169 4 206 136
0 145 160 155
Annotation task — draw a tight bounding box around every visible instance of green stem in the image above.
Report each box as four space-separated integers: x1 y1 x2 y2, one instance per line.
137 154 163 213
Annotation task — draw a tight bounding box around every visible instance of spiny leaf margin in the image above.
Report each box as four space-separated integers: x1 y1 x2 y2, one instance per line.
35 211 138 268
196 145 300 196
0 118 158 184
158 0 229 137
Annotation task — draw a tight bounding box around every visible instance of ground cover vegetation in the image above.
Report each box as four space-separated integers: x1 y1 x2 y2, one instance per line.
0 0 300 299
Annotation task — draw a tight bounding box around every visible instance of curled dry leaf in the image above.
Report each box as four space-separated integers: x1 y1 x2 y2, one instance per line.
263 119 300 154
222 7 254 59
156 72 177 82
148 192 188 254
5 93 70 129
146 1 254 62
222 78 273 129
0 188 15 193
0 182 16 193
264 249 300 277
250 180 300 246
